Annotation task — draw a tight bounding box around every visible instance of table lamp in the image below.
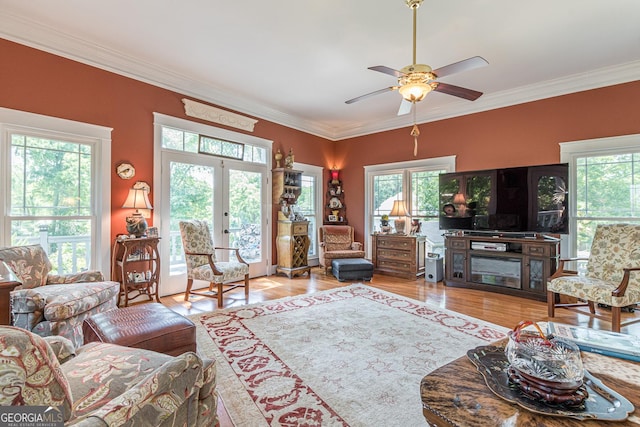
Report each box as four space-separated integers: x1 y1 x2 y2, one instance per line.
389 200 408 234
122 188 153 237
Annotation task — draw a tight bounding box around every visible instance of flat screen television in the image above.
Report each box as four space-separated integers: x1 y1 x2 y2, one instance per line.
439 163 568 235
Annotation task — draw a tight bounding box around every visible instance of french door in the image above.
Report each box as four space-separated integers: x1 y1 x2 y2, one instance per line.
159 151 268 296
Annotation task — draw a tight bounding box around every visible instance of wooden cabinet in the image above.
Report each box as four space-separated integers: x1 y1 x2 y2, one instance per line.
444 233 559 301
372 234 426 279
112 237 160 306
276 220 311 278
324 175 347 225
273 168 302 220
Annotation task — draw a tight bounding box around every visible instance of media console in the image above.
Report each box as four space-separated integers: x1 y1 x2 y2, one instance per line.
443 231 559 301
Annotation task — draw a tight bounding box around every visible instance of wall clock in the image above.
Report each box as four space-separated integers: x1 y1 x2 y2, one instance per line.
116 162 135 179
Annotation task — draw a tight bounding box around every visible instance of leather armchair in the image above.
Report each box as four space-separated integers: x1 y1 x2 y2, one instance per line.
0 244 119 347
0 325 217 426
318 225 365 274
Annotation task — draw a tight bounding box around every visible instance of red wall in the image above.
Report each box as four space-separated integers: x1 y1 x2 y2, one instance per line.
0 39 334 262
2 38 640 261
338 81 640 242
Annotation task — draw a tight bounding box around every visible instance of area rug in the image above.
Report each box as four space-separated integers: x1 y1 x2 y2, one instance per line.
191 284 508 426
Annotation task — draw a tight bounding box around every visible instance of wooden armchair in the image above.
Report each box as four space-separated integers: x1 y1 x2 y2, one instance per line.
179 219 249 307
318 225 365 274
547 223 640 332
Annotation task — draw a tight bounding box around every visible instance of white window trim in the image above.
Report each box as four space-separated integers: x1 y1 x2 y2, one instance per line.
560 133 640 258
0 107 112 274
292 163 323 266
363 155 456 256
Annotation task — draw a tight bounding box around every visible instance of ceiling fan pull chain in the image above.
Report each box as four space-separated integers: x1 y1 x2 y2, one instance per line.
411 123 420 157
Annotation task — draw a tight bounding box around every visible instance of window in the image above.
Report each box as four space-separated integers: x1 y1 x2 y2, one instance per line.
561 134 640 258
294 165 323 261
0 108 111 274
365 156 456 256
161 125 266 164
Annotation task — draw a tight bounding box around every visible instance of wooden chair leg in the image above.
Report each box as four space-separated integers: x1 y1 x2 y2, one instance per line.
547 291 556 317
244 274 249 299
184 278 194 301
612 306 621 333
217 283 223 308
587 301 596 314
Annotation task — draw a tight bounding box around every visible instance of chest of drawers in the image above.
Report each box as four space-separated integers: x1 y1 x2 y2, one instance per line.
372 234 426 279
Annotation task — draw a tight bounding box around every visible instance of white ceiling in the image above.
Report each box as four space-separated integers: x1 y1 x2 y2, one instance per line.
1 1 639 140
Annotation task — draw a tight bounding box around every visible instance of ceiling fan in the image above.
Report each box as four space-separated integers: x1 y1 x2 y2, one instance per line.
345 0 488 116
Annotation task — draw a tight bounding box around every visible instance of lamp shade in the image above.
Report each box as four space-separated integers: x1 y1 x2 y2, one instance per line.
122 188 153 210
398 82 432 102
453 193 467 205
389 200 408 217
330 169 340 184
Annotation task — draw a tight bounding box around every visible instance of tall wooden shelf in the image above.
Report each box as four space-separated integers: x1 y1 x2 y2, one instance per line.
272 168 302 220
324 177 347 225
273 168 310 277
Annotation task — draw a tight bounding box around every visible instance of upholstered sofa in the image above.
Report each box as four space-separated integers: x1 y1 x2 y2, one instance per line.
0 244 120 347
318 225 365 274
0 325 217 426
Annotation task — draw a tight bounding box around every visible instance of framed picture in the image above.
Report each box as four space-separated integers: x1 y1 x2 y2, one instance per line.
147 227 158 238
328 215 338 222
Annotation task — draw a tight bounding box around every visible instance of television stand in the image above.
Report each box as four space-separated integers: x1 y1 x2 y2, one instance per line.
443 232 559 301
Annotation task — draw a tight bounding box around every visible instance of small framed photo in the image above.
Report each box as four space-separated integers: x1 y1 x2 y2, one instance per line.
328 215 338 222
147 227 158 238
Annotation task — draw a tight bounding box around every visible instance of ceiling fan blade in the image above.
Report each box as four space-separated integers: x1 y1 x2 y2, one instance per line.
432 82 483 101
397 99 413 116
432 56 488 78
368 65 405 78
345 87 397 104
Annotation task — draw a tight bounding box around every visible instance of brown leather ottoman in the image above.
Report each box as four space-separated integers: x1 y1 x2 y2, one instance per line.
83 303 196 356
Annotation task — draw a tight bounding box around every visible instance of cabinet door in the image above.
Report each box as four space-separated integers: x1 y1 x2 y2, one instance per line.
447 251 466 281
524 257 547 294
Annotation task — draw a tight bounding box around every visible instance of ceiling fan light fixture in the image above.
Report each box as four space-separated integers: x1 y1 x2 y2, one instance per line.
398 82 432 102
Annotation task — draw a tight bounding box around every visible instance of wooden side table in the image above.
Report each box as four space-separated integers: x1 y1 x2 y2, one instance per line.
0 261 20 325
112 237 161 306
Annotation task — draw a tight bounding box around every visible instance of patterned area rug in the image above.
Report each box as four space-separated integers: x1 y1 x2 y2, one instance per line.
191 284 508 426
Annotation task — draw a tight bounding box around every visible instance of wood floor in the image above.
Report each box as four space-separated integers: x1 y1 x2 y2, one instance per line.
160 267 640 426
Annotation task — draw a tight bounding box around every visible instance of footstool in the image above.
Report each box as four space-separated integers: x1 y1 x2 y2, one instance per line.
83 303 196 356
331 258 374 282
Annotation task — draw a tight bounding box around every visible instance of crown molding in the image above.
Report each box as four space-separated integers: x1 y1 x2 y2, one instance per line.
1 12 638 142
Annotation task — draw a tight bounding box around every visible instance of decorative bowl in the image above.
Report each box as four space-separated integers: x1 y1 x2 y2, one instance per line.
505 321 584 390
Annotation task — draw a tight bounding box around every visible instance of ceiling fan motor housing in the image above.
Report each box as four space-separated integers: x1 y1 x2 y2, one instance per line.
398 64 435 101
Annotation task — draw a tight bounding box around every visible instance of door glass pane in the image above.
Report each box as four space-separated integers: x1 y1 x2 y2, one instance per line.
228 169 262 263
169 162 214 275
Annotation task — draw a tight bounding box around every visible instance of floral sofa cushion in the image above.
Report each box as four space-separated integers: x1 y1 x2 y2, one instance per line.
0 326 74 421
0 326 218 427
0 244 51 289
0 244 120 348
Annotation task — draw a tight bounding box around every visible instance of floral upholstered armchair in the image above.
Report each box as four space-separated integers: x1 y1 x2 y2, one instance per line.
0 326 217 426
179 219 250 307
0 244 119 347
318 225 365 274
548 223 640 332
